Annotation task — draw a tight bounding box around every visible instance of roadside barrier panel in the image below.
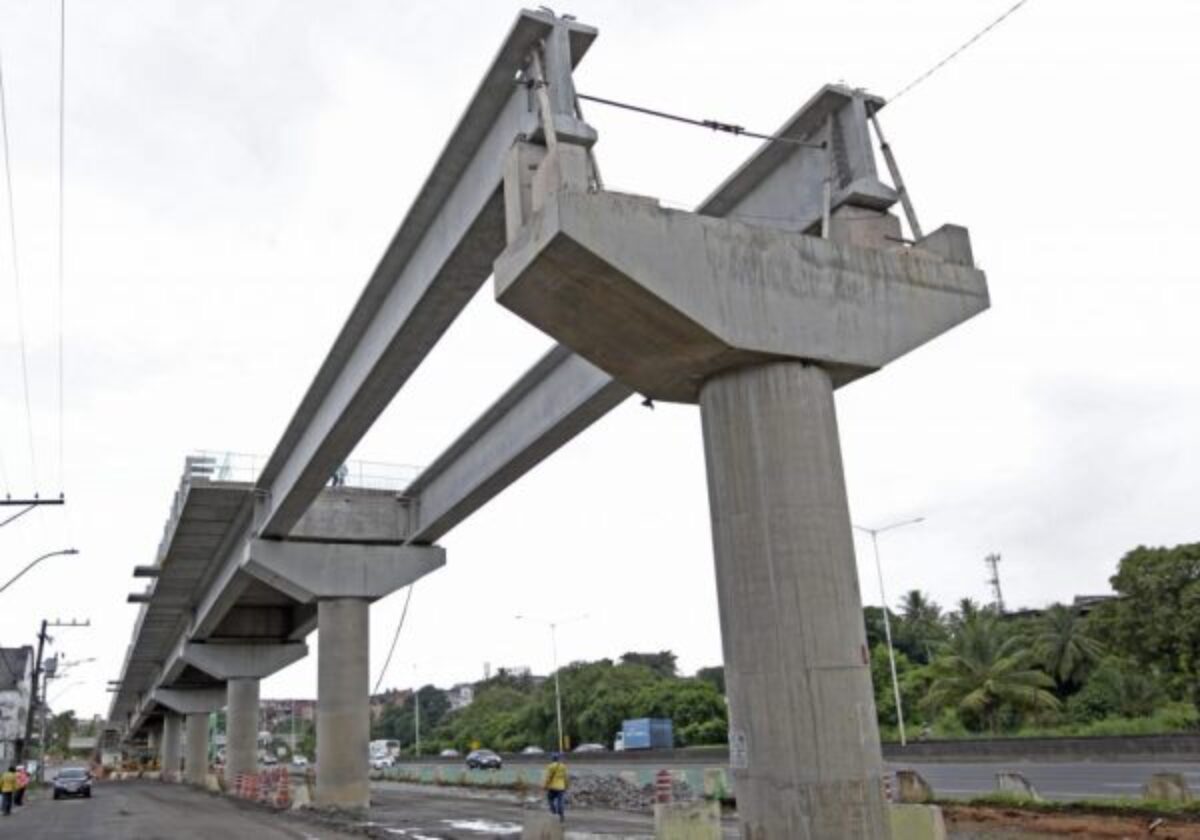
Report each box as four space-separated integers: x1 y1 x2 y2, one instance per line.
702 768 728 800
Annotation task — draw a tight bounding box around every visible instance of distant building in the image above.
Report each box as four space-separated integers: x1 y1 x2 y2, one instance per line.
0 646 33 764
446 683 475 711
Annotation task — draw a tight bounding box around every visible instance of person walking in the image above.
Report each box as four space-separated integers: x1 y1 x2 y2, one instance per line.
0 765 16 816
13 765 27 806
542 752 568 822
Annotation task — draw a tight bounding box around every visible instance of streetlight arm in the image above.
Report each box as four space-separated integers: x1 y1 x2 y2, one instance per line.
0 549 79 596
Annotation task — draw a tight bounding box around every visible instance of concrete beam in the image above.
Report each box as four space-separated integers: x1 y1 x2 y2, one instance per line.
181 642 307 681
242 539 445 602
405 345 630 542
253 10 597 539
495 189 988 402
152 687 227 716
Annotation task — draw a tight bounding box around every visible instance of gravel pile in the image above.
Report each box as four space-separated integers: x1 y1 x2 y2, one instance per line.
562 773 696 812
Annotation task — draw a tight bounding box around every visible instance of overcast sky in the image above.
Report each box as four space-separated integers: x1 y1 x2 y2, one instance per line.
0 0 1196 721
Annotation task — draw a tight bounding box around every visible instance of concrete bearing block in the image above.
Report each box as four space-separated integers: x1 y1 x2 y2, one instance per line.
653 800 721 840
888 804 947 840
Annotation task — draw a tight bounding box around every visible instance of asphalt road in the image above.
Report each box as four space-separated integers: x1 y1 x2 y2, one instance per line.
398 757 1200 802
8 780 357 839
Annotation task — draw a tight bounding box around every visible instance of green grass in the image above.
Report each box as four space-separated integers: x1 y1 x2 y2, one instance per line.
941 793 1200 819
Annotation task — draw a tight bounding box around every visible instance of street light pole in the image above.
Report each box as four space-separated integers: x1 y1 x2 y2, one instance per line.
854 517 924 747
0 548 79 596
515 614 587 753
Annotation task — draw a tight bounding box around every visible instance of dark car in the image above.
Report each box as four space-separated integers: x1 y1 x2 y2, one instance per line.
53 766 92 800
465 749 502 770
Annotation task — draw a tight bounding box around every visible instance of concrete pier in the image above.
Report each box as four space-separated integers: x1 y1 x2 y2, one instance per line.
185 713 208 786
160 712 182 782
316 598 370 808
699 362 888 838
225 678 259 785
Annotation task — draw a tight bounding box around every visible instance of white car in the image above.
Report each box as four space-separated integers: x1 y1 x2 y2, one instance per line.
370 755 396 770
439 749 460 758
521 746 545 755
291 755 309 767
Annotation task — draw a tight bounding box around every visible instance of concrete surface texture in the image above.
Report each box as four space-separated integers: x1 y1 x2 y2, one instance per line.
494 189 987 403
698 362 889 838
522 811 566 839
896 769 935 803
653 800 722 839
316 597 371 808
225 677 259 785
888 804 947 840
1144 772 1191 802
995 771 1042 800
185 712 207 786
160 712 181 781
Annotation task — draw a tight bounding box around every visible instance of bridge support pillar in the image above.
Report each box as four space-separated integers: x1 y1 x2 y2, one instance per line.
160 712 182 782
186 713 209 786
316 597 370 809
226 677 260 786
700 362 888 838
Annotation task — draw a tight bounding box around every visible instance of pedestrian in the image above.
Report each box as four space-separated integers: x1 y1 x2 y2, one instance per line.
542 752 568 822
0 765 16 816
13 765 27 806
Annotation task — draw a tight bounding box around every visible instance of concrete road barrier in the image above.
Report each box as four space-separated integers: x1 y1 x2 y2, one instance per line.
653 801 721 840
895 769 934 804
889 804 947 840
995 771 1042 801
1144 772 1191 803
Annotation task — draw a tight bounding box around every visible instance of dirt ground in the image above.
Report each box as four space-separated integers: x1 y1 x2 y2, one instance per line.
945 804 1200 839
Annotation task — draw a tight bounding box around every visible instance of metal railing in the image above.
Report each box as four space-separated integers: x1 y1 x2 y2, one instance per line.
185 449 424 493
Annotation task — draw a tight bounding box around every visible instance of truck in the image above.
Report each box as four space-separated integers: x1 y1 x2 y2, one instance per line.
614 718 672 751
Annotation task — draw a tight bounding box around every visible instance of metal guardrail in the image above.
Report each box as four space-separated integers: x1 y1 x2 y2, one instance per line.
186 449 423 492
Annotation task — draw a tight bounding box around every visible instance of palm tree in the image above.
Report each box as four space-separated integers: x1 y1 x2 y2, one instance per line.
1031 604 1104 691
897 590 946 664
922 612 1059 733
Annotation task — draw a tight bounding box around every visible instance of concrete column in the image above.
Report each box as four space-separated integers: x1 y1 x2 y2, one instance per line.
160 712 182 782
185 713 209 786
699 362 889 839
226 678 259 784
316 597 370 808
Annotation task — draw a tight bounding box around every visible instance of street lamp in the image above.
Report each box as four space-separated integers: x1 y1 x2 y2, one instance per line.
0 548 79 595
515 614 588 753
853 517 924 747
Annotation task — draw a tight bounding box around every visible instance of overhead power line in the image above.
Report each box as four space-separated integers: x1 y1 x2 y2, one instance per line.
57 0 66 492
0 45 38 490
574 92 826 150
890 0 1034 103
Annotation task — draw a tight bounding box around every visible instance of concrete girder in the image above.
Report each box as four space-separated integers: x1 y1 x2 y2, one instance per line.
253 10 598 539
241 539 445 602
181 641 307 682
495 188 987 402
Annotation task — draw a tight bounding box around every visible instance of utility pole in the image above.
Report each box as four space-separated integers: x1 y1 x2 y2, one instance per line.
985 553 1005 614
18 618 89 776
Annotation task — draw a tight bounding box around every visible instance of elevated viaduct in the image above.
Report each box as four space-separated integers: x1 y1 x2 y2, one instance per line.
109 8 988 837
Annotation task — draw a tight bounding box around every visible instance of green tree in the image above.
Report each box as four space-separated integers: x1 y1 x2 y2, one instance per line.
1067 656 1162 722
695 666 725 695
619 652 678 679
922 612 1059 733
1094 543 1200 710
1031 604 1104 693
894 590 946 664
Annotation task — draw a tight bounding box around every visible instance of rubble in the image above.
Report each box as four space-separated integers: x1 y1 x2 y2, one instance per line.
546 773 698 813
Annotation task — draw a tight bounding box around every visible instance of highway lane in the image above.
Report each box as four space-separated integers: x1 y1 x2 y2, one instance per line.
392 757 1200 802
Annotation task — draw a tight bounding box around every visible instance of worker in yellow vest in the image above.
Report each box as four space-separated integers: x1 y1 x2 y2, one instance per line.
542 752 568 822
0 765 16 816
